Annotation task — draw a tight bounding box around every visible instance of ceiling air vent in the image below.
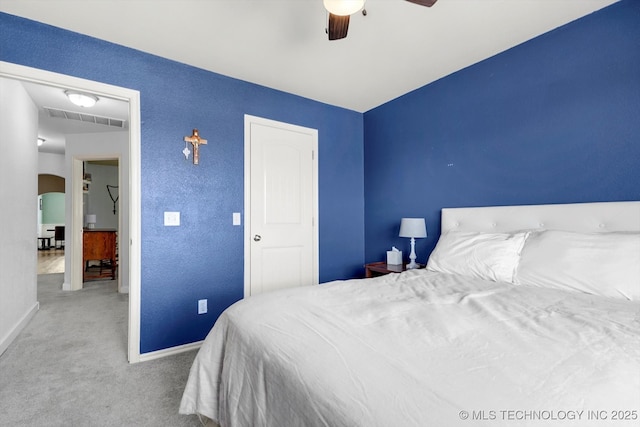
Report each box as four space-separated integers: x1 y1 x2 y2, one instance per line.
44 107 127 129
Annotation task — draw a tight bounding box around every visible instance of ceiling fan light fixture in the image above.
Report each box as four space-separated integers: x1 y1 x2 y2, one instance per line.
65 90 99 108
323 0 365 16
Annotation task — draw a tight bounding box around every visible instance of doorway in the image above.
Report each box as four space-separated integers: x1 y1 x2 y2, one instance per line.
37 179 66 274
0 61 142 363
80 159 120 284
243 115 319 296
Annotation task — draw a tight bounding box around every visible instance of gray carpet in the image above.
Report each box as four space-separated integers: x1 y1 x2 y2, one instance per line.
0 273 203 426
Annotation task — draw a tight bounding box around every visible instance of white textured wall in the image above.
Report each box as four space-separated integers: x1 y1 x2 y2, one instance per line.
85 163 119 230
38 152 65 177
0 78 39 355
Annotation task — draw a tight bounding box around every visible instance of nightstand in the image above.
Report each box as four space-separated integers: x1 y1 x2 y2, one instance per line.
364 261 424 278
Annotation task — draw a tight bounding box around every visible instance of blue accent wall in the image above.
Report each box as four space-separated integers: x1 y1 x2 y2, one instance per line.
363 0 640 265
1 13 365 353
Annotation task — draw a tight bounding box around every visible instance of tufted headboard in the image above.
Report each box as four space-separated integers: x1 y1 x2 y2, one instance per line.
441 201 640 234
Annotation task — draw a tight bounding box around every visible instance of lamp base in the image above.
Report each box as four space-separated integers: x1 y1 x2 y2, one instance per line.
406 261 419 270
406 237 419 270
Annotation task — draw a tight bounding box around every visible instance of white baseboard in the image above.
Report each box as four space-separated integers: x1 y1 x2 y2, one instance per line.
138 340 203 363
0 301 39 357
62 281 72 291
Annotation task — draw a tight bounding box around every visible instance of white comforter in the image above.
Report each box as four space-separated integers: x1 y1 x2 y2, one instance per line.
179 270 640 426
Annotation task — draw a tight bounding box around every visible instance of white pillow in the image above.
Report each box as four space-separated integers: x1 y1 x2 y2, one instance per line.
426 231 530 283
514 230 640 300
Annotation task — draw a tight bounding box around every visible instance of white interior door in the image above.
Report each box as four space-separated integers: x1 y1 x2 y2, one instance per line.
244 115 318 296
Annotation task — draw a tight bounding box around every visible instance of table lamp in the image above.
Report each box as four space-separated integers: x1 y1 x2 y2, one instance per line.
85 214 97 229
399 218 427 269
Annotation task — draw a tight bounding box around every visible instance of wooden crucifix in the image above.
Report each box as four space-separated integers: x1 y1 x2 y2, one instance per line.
184 129 207 165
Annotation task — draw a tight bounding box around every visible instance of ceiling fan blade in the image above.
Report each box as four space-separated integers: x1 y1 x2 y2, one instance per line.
405 0 438 6
328 13 350 40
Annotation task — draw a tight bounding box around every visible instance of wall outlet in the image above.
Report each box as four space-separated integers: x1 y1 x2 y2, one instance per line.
198 299 207 315
233 212 241 226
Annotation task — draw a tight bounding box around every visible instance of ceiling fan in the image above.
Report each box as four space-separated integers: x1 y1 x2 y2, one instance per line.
324 0 438 40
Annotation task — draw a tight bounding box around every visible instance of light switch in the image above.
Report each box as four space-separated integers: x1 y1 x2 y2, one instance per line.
164 211 180 226
233 212 241 226
198 299 207 315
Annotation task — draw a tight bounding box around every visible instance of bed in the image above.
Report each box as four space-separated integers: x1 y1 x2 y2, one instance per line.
180 201 640 426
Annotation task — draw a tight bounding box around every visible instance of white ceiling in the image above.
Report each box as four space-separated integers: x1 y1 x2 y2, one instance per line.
17 80 130 154
1 0 619 151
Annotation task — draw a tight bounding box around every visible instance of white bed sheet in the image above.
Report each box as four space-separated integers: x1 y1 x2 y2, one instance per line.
180 270 640 426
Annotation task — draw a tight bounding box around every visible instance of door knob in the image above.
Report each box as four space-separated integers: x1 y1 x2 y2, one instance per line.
253 234 262 241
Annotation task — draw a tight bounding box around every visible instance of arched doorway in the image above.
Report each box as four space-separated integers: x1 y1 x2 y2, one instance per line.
38 174 64 194
37 174 65 273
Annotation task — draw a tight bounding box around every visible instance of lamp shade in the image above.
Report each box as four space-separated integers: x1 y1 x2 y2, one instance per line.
85 214 97 226
323 0 365 16
399 218 427 238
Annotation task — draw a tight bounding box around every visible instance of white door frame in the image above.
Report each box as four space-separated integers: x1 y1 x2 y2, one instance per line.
0 61 143 363
71 156 122 293
243 114 319 297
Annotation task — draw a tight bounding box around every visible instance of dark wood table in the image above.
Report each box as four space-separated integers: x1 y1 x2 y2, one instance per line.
364 261 424 278
37 237 52 250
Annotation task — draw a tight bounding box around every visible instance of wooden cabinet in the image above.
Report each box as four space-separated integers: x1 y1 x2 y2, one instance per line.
83 229 117 281
364 261 424 278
